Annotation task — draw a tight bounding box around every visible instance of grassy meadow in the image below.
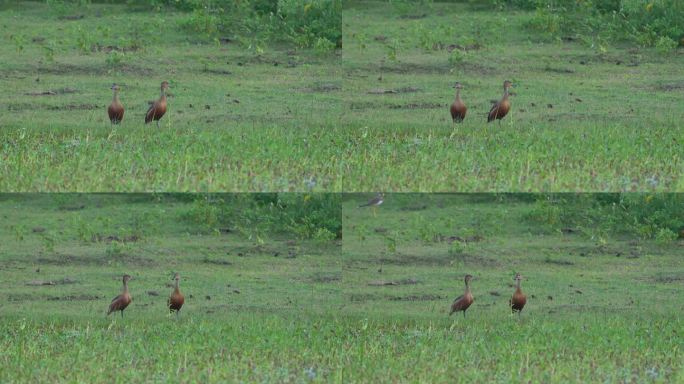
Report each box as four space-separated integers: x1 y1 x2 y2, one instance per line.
341 1 684 191
341 193 684 382
0 194 343 382
0 2 342 191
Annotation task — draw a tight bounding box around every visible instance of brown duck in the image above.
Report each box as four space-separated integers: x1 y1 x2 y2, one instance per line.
449 274 474 318
145 81 169 127
510 273 526 316
107 274 132 318
168 272 185 317
107 84 124 125
450 82 467 123
487 80 512 123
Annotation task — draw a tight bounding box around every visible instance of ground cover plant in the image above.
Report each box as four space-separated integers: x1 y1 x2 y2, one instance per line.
341 1 684 191
0 193 342 382
0 1 342 191
341 193 684 382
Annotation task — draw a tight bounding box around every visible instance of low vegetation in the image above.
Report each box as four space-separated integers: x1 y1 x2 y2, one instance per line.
0 194 342 382
342 193 684 382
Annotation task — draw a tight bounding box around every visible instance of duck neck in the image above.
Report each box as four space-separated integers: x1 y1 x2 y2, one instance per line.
455 88 461 101
464 280 471 294
515 279 521 292
502 87 509 100
112 90 120 103
160 88 166 101
122 279 129 293
174 278 180 292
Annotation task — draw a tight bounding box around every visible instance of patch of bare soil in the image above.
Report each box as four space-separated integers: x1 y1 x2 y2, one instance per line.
58 14 84 20
310 273 341 283
368 278 419 286
544 258 575 266
57 204 85 211
378 254 452 266
36 253 155 267
350 293 381 302
203 68 233 75
25 87 78 96
349 101 381 110
91 234 140 243
388 102 442 109
446 43 482 52
650 273 684 283
368 86 420 94
47 103 100 111
47 295 100 301
442 234 485 244
202 258 232 266
26 277 77 286
90 43 141 53
388 294 443 301
543 66 576 74
301 83 341 92
657 82 684 91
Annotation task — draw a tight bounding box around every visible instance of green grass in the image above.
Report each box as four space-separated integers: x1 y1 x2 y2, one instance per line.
340 193 683 382
0 2 342 192
341 1 684 191
0 194 342 382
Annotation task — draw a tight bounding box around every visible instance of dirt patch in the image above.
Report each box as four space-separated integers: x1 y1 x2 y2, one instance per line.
544 258 575 266
35 253 155 267
368 278 419 286
47 104 100 111
57 204 85 211
35 63 152 76
378 254 452 266
26 277 77 286
302 83 341 92
368 86 420 94
374 227 388 233
202 258 232 266
388 102 442 109
651 274 684 283
25 87 78 96
349 101 382 110
446 43 482 52
90 43 141 53
398 14 427 19
203 68 233 75
309 273 341 283
91 234 140 243
59 14 84 20
388 294 443 301
47 295 100 301
657 82 684 91
543 66 576 74
350 293 381 302
442 234 485 244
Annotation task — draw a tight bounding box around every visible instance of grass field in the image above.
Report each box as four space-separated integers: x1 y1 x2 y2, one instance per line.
341 194 683 382
0 2 342 192
0 194 343 382
341 1 684 192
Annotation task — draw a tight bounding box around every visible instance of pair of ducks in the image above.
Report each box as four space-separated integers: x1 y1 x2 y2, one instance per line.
107 273 185 318
450 273 526 317
450 80 513 123
107 81 170 127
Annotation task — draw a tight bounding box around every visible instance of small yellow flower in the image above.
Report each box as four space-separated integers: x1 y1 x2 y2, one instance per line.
646 3 653 12
304 3 312 13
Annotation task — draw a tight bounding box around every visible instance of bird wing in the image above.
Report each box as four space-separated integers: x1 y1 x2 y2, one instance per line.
488 102 500 120
145 102 156 123
452 294 464 303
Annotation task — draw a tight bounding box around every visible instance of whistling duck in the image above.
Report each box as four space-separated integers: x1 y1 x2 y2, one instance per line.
450 82 467 123
168 272 185 317
359 193 384 217
107 274 132 318
510 273 526 316
450 274 474 318
145 81 169 127
487 80 513 123
107 84 124 125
